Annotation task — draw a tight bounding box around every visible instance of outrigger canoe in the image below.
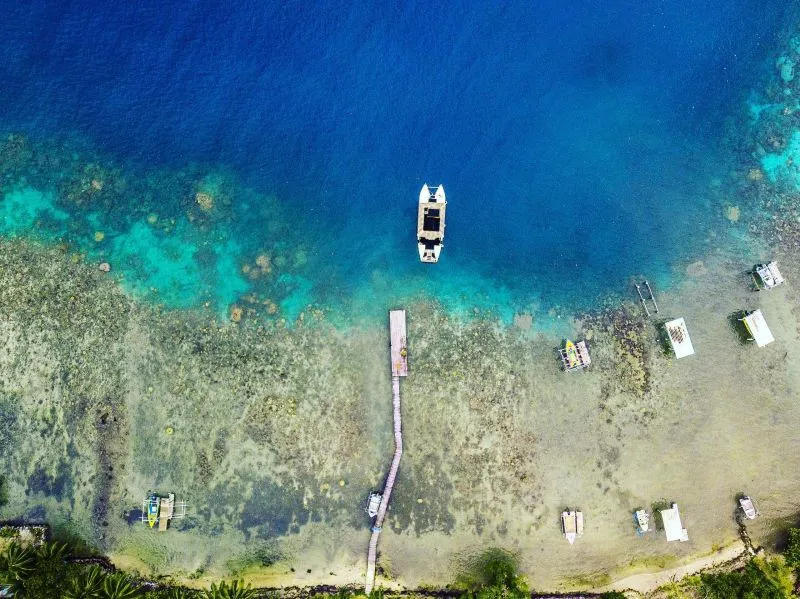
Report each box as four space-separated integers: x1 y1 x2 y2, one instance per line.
564 340 580 369
146 493 160 528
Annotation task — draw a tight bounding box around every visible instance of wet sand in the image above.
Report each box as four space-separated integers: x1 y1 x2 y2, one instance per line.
1 228 800 593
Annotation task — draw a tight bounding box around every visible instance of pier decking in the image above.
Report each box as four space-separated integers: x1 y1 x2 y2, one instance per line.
390 310 408 377
365 310 407 594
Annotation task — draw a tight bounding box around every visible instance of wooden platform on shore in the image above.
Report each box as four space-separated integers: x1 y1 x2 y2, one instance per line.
158 498 170 531
389 310 408 377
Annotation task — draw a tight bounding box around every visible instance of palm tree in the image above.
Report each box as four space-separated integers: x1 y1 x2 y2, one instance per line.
102 573 141 599
0 542 35 583
203 580 255 599
164 588 199 598
63 564 106 599
36 540 69 562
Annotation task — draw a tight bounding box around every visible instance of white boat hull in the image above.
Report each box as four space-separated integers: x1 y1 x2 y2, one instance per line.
635 509 650 532
739 497 758 520
417 184 446 263
418 243 442 262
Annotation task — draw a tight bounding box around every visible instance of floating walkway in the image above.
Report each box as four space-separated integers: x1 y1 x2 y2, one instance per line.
365 310 408 594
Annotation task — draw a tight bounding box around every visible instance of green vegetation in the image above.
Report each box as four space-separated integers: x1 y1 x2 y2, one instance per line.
457 548 529 599
785 527 800 572
670 526 800 599
0 540 252 598
0 532 798 599
694 556 795 598
201 580 255 599
0 475 7 507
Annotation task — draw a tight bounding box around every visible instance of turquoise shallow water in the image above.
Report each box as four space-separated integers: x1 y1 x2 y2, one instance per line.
0 1 792 324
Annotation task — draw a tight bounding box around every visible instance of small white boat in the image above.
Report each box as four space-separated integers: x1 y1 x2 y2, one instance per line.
365 492 382 518
417 184 446 263
635 509 650 533
561 509 583 544
739 496 758 520
753 261 785 289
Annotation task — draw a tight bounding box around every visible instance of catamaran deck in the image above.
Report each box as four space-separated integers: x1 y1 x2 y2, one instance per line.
418 204 446 241
417 185 446 242
665 318 695 359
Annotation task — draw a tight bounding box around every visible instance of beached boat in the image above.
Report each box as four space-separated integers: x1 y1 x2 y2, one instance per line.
635 509 650 533
561 509 583 544
146 493 159 528
365 492 382 518
664 318 694 359
417 184 446 263
752 261 785 290
660 503 689 542
564 341 579 368
559 339 591 371
739 309 775 347
739 496 758 520
141 492 187 531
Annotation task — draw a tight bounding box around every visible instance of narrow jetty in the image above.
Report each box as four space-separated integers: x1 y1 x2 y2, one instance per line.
365 310 408 594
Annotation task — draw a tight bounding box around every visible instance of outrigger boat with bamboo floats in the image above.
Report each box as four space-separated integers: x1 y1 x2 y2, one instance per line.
417 184 446 263
559 339 591 371
141 492 188 532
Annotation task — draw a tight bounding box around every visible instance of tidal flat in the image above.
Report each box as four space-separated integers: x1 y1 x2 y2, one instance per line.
2 229 800 593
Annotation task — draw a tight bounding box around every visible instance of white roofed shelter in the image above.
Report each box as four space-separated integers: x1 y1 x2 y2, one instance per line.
740 309 774 347
664 318 694 358
660 503 689 542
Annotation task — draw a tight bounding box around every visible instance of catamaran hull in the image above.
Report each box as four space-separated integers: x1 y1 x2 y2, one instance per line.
418 243 442 262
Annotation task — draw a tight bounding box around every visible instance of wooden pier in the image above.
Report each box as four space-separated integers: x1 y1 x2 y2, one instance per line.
365 310 407 594
389 310 408 376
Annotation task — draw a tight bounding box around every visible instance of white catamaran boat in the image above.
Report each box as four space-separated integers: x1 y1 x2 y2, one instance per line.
417 184 446 263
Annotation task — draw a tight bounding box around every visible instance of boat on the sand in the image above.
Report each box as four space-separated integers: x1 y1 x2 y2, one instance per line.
635 509 650 533
739 496 758 520
561 509 583 544
417 184 446 263
365 492 382 518
559 339 591 371
564 340 580 368
146 493 159 528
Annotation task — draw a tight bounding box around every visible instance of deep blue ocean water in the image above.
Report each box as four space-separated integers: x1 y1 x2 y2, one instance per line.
0 1 790 324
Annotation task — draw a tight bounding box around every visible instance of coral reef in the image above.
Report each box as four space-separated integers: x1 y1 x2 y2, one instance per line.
580 304 651 399
195 192 214 212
